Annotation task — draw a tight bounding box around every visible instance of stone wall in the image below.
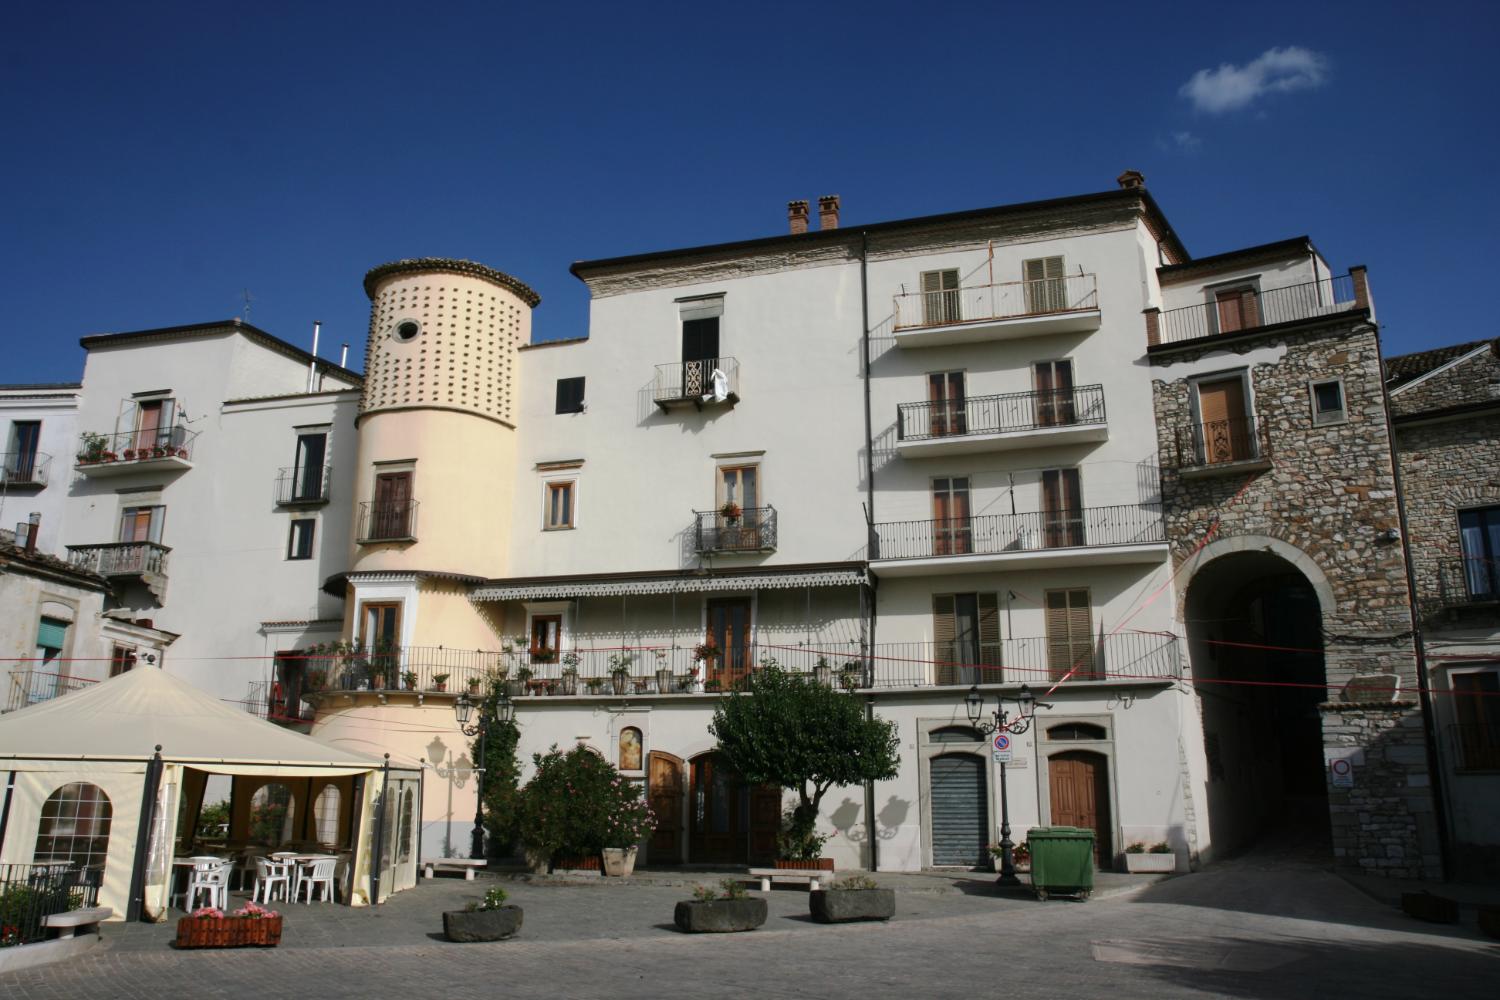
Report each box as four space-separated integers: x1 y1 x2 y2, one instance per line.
1389 341 1500 418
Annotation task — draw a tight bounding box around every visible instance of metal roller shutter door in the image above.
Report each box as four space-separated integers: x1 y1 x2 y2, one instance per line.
930 753 987 866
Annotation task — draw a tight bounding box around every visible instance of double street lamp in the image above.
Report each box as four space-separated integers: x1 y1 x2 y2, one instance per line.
964 683 1052 886
454 691 515 861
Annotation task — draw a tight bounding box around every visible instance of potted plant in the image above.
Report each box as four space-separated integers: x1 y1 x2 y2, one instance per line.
559 653 579 695
776 810 833 871
122 448 136 461
304 669 326 693
402 670 418 691
601 779 655 877
719 500 742 524
175 901 282 948
810 875 895 923
839 661 863 692
586 677 604 695
692 641 719 666
76 432 108 465
443 885 522 943
514 666 534 696
467 676 482 696
704 678 723 693
674 879 766 933
813 657 832 688
1123 842 1176 873
988 839 1031 872
608 653 632 695
367 661 386 690
153 445 167 459
654 650 674 694
431 672 450 693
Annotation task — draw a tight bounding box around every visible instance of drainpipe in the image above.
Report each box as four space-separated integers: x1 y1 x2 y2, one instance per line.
1378 331 1452 880
859 230 880 870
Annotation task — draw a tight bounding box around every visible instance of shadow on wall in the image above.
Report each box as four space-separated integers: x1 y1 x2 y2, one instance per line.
828 795 911 845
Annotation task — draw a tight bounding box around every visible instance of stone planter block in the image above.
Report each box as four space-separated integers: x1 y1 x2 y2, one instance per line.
809 889 895 923
443 906 523 942
673 898 768 933
602 846 638 877
1123 853 1176 873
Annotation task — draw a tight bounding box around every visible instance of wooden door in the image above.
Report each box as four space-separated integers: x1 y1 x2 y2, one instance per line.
1049 751 1111 866
1215 287 1260 333
1196 378 1249 464
928 372 966 437
689 754 747 863
706 598 753 689
373 472 412 537
748 785 782 864
1041 469 1083 547
1034 360 1075 427
648 752 685 863
932 477 971 555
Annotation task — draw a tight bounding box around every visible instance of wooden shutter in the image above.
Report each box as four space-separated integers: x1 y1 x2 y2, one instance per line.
1216 287 1260 333
928 372 965 437
374 472 412 538
1046 589 1095 680
977 592 1002 680
1034 360 1075 427
1042 469 1082 547
933 594 956 685
1024 257 1066 313
922 270 960 325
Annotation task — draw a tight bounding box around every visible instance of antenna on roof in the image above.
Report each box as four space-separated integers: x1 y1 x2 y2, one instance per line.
241 288 253 320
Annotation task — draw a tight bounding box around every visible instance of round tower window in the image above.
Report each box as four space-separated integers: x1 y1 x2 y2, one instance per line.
392 320 421 342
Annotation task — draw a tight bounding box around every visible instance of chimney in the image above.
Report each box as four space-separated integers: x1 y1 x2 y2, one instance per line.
818 194 840 230
23 512 39 554
1117 170 1145 190
788 200 810 235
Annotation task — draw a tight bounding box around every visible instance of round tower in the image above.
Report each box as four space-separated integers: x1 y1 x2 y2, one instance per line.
351 258 538 581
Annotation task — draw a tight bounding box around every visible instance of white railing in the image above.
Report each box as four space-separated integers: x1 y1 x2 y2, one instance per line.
893 273 1098 331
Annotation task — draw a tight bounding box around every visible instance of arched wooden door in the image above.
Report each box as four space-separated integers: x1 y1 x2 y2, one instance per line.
1049 750 1111 865
648 751 684 864
687 753 779 864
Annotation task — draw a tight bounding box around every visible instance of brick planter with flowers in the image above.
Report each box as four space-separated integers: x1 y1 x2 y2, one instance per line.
175 903 282 948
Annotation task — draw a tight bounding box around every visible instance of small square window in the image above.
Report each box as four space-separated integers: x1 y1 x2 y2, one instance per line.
1311 379 1346 425
545 481 574 530
555 377 585 414
288 519 315 559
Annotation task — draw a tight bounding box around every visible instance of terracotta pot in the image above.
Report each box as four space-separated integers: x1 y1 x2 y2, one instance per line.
601 846 638 877
775 858 835 872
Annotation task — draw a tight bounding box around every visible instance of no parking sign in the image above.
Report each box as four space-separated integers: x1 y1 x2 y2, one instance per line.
1330 757 1354 788
992 732 1013 764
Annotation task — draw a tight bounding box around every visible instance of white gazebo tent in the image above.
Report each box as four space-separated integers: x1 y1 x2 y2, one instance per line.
0 666 421 921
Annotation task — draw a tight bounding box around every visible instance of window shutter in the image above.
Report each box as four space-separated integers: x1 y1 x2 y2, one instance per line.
36 617 68 650
933 594 956 684
977 593 1002 677
1046 589 1094 680
1025 257 1064 281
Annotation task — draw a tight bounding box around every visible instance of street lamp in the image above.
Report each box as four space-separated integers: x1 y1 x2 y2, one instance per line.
964 683 1052 886
454 691 515 860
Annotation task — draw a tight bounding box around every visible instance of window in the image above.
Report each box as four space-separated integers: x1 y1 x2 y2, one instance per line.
288 518 316 559
1033 360 1076 427
530 614 561 663
250 783 294 845
545 480 575 529
920 269 960 326
118 504 165 544
369 470 413 540
1459 506 1500 599
933 593 1001 684
1041 468 1083 547
1023 256 1067 313
5 421 41 483
36 617 66 669
313 785 341 845
132 397 179 452
292 430 328 501
927 372 966 437
34 782 112 877
1045 589 1097 680
1213 285 1260 333
555 377 586 414
1310 379 1346 426
110 644 137 677
678 297 723 398
1193 374 1255 464
360 602 401 649
932 477 971 555
928 725 985 743
1047 722 1108 741
1452 669 1500 771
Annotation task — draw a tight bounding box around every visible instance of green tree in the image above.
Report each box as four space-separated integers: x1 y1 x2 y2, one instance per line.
470 683 522 857
708 659 900 850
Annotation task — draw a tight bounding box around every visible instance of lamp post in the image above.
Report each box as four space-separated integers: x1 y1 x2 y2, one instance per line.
454 691 514 861
964 683 1052 886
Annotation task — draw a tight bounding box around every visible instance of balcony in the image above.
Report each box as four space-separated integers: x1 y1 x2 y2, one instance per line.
695 505 777 554
65 541 170 601
896 385 1108 458
870 503 1166 576
3 669 96 713
275 465 332 506
1165 416 1273 477
1150 273 1363 349
2 451 51 488
1435 558 1500 611
1449 723 1500 772
74 428 197 478
653 357 740 410
242 680 316 731
860 633 1181 688
892 273 1100 348
358 500 418 543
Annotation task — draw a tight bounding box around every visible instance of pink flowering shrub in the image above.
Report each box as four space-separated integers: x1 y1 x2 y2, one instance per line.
518 744 656 859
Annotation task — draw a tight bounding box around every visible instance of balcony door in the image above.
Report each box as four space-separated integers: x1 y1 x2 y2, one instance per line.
7 421 40 481
372 471 412 538
360 602 401 684
928 372 966 437
1195 377 1251 464
717 465 760 549
118 505 164 544
921 269 960 326
680 312 720 399
293 432 327 501
530 614 562 665
1041 469 1083 548
1215 286 1260 333
933 592 1001 685
1033 360 1075 427
705 597 752 689
133 398 175 451
932 477 971 556
1024 256 1066 314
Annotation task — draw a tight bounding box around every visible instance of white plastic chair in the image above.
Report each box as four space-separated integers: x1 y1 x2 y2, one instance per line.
296 857 337 903
186 860 229 910
252 857 291 904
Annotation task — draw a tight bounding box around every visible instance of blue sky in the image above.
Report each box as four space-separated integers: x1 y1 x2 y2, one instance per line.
2 1 1495 382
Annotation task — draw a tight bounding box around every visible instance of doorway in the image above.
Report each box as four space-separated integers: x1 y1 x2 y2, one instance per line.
648 751 684 863
687 753 778 864
929 752 989 867
1049 750 1111 865
705 598 752 689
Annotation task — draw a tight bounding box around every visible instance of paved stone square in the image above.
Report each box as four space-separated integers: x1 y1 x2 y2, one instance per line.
3 865 1496 999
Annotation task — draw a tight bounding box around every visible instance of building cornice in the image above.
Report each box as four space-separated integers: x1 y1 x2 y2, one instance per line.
363 257 541 306
80 319 364 386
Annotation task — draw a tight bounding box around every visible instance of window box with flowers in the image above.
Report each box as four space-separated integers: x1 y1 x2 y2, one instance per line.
175 902 282 948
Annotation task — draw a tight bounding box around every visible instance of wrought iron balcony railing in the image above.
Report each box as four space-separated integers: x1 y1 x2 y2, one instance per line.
861 633 1182 688
893 273 1098 331
1154 274 1359 347
2 450 50 487
3 669 97 713
75 426 197 467
872 503 1163 561
275 464 332 505
358 500 418 543
1436 557 1500 608
897 385 1106 442
695 505 776 553
1450 723 1500 772
653 357 740 408
1166 415 1273 470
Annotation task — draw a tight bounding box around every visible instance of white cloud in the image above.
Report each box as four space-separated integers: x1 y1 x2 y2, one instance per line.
1155 131 1203 154
1179 46 1329 114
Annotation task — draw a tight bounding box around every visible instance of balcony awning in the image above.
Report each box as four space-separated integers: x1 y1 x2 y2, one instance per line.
472 564 867 601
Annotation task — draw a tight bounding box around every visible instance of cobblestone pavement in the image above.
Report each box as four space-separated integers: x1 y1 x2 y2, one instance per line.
4 866 1497 999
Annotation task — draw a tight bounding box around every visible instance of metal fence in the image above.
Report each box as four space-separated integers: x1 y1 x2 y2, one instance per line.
2 450 50 487
275 464 332 505
74 426 198 466
1167 415 1273 469
1436 557 1500 608
0 863 99 947
652 357 740 406
1155 274 1357 346
3 669 98 713
898 385 1106 442
694 505 777 553
357 500 418 542
860 633 1181 688
872 503 1164 561
893 273 1097 331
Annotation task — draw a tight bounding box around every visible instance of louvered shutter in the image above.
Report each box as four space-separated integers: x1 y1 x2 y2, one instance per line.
922 270 960 325
1046 589 1095 680
929 754 987 866
36 618 67 650
1024 256 1067 313
933 594 956 685
977 592 1002 681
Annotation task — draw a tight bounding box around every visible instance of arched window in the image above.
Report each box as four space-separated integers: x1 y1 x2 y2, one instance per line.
313 784 341 846
1047 722 1107 741
398 788 415 863
35 782 113 877
928 725 984 743
249 783 294 846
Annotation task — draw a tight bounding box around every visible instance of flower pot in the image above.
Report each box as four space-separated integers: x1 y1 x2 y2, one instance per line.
809 888 895 923
175 915 283 948
813 665 831 687
523 846 550 874
433 682 447 693
611 674 629 695
1123 853 1176 874
505 679 524 697
655 668 674 693
776 857 835 872
443 905 523 942
371 675 385 690
558 674 578 695
601 846 638 877
673 897 767 933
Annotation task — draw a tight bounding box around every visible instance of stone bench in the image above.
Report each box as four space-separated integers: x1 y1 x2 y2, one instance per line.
746 868 831 892
421 858 487 880
43 906 112 939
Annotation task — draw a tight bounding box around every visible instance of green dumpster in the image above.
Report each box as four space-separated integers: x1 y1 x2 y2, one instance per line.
1027 826 1095 900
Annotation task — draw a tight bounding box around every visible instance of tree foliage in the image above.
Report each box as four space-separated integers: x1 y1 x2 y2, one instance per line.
516 744 654 858
708 660 900 840
471 684 522 857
